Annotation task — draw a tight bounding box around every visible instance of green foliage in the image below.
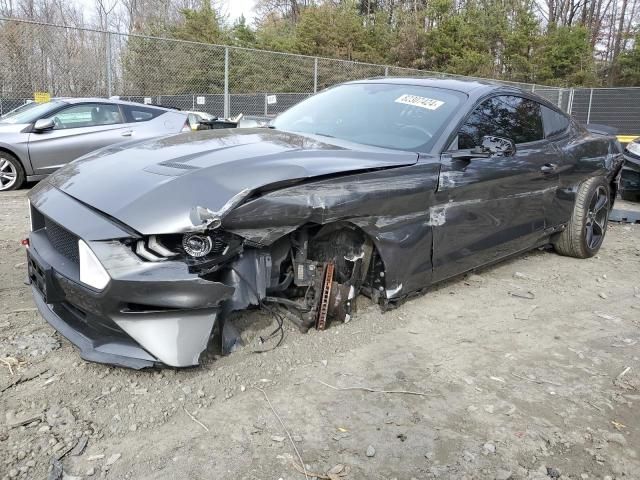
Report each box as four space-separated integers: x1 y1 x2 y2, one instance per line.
533 26 597 85
171 0 224 44
617 31 640 86
255 17 298 52
230 15 257 47
123 1 226 95
121 0 636 90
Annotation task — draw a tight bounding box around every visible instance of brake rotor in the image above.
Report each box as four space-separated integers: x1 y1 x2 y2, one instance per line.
316 262 334 330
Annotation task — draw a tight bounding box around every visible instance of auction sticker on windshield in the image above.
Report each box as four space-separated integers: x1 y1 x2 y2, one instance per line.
395 94 444 110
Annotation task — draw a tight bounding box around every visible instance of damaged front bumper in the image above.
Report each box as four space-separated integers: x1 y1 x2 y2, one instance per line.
27 190 235 369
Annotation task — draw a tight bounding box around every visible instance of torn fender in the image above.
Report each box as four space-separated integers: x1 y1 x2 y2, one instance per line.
224 161 441 297
45 128 419 236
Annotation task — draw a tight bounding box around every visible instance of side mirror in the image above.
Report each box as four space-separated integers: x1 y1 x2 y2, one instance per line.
33 118 54 132
481 135 516 157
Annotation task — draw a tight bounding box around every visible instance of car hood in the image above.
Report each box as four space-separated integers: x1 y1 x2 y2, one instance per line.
45 128 418 235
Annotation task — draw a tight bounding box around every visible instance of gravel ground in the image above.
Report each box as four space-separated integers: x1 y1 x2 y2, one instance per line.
1 189 639 480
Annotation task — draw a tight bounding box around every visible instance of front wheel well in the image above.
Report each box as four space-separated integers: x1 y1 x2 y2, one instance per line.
257 222 388 330
0 147 27 190
610 176 619 206
0 146 22 164
288 222 386 291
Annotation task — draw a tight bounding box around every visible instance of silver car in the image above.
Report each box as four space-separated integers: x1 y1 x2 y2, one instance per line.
0 98 191 191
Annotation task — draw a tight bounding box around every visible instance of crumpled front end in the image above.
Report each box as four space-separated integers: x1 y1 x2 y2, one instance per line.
622 152 640 200
27 184 235 368
26 129 428 369
27 178 391 368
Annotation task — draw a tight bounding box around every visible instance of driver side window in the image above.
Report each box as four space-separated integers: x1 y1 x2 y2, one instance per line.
50 103 123 130
457 95 544 149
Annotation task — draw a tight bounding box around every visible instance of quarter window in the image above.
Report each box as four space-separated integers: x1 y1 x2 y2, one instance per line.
541 106 570 137
51 104 123 129
122 105 165 122
458 95 544 149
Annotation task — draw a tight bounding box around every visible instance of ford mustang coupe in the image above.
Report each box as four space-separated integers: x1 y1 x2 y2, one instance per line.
25 78 624 369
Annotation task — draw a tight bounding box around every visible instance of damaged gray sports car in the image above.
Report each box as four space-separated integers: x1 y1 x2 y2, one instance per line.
25 78 624 369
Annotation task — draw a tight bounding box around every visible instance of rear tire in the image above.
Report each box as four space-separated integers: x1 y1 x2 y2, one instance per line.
554 177 610 258
0 152 25 191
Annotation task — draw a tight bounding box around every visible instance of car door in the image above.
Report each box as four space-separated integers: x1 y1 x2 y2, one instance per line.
28 103 129 175
432 94 560 282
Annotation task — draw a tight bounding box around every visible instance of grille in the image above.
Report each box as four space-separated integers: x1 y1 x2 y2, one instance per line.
45 218 80 264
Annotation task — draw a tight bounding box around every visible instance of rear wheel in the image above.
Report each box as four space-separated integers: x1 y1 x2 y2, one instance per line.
0 152 25 191
554 177 610 258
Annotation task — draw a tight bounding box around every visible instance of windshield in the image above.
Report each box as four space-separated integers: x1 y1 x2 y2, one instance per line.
0 100 66 124
272 83 464 152
1 102 36 120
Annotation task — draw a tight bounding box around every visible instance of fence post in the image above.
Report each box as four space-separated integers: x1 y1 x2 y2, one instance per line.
106 31 112 97
385 66 389 76
567 88 575 115
586 88 594 124
313 57 318 93
224 47 229 118
264 93 268 116
557 89 563 110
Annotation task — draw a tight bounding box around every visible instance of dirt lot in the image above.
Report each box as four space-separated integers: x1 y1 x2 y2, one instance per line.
1 189 639 480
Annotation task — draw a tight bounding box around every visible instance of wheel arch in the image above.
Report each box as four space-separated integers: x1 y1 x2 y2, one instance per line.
278 220 389 296
0 146 27 190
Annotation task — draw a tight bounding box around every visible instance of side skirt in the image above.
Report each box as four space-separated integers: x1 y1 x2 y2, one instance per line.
385 232 560 309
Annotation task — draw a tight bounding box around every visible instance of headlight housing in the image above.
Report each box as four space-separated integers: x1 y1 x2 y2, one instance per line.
78 240 110 290
626 141 640 157
182 233 215 258
131 231 243 273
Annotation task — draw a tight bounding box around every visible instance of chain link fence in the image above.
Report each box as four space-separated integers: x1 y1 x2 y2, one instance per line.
569 88 640 135
1 17 638 135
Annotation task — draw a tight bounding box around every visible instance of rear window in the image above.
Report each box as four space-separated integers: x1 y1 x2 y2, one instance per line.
122 105 165 122
542 106 570 137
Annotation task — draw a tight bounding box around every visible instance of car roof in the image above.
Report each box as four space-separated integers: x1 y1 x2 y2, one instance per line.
343 76 567 113
345 76 504 94
63 97 176 112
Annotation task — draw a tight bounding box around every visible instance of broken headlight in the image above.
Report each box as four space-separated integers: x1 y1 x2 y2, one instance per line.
182 233 216 258
132 231 243 273
626 141 640 157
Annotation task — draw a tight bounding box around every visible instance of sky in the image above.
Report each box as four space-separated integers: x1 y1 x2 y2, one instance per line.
221 0 257 22
73 0 257 25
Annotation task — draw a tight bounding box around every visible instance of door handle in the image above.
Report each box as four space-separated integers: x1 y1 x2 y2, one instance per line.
121 130 133 137
540 163 558 174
